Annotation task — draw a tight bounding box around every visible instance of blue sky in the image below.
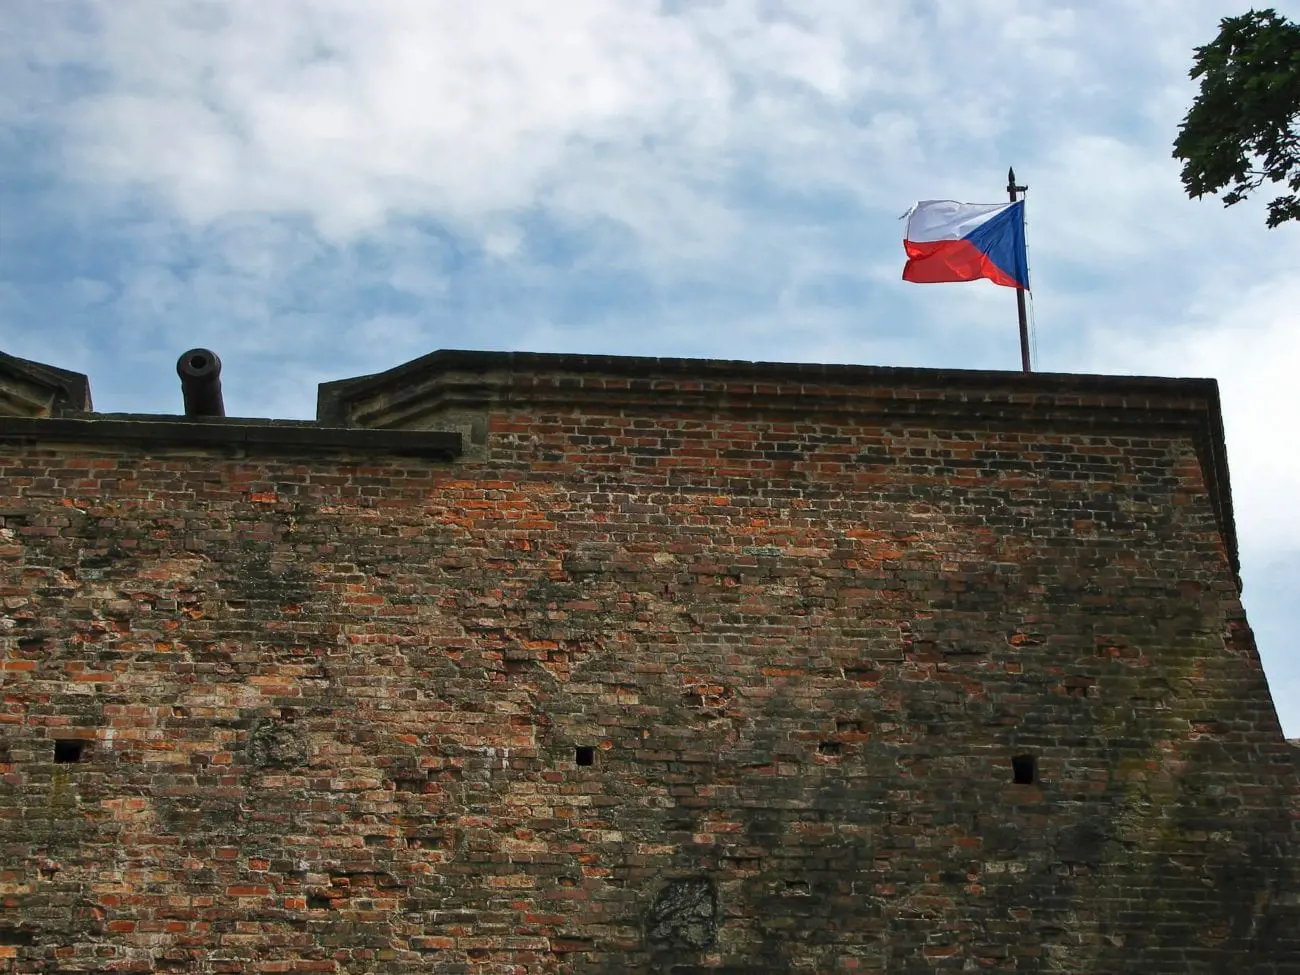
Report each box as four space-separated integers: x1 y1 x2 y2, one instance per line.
3 0 1298 735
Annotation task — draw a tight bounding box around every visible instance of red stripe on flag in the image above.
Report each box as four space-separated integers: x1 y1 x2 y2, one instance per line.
902 240 1023 289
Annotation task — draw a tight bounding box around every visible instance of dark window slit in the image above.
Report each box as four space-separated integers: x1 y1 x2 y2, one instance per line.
1012 754 1036 785
54 740 85 764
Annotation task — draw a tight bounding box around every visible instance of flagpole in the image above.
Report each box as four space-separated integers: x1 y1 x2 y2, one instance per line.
1007 167 1030 372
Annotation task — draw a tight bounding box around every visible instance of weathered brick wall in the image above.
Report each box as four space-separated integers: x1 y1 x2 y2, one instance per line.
1 362 1298 973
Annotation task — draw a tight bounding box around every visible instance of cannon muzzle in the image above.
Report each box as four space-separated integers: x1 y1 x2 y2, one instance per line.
177 349 225 417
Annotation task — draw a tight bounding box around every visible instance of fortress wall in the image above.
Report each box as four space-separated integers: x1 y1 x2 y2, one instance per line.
0 361 1296 973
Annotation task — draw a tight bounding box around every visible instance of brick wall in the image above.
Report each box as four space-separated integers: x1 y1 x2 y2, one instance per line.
1 357 1297 973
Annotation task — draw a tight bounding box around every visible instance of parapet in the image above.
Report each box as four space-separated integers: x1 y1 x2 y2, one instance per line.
0 346 1241 579
318 349 1239 578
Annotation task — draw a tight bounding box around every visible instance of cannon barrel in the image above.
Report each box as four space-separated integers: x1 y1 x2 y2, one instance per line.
176 349 225 417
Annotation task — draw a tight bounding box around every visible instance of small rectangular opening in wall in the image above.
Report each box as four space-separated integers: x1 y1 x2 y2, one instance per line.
53 740 86 764
817 741 842 756
1012 754 1036 785
0 924 36 946
575 746 596 767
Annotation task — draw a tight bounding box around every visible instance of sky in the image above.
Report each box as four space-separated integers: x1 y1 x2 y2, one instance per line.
2 0 1298 736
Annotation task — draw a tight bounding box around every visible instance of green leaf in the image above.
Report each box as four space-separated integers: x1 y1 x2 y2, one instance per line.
1173 8 1300 227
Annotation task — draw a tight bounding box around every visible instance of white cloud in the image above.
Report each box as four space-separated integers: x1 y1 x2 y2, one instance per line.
57 0 734 242
27 0 1123 252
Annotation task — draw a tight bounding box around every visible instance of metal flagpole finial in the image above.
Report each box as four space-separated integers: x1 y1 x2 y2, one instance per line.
1007 167 1027 197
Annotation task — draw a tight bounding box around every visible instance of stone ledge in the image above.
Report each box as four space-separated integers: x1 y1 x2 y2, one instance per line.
0 415 463 460
317 352 1226 433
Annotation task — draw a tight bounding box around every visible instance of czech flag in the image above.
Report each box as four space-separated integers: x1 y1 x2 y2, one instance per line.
902 200 1028 290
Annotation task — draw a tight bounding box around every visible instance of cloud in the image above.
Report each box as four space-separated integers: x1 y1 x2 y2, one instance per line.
9 0 1292 376
54 1 731 242
22 1 1113 249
